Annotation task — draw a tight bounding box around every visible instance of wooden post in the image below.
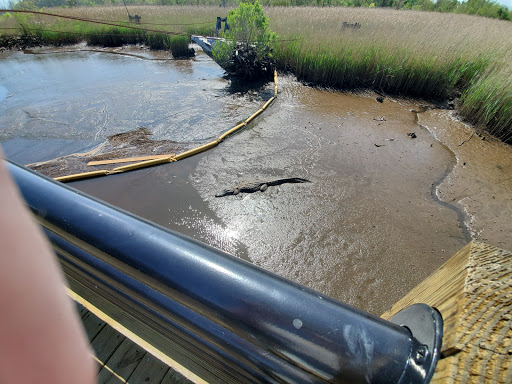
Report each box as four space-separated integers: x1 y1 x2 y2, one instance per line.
381 241 512 383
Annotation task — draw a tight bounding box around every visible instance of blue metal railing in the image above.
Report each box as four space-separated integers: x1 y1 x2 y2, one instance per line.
8 161 442 384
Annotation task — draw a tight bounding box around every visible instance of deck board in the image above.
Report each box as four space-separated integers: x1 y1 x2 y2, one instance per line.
98 338 146 384
381 241 512 383
78 306 193 384
82 310 107 341
91 324 126 370
128 354 170 383
160 369 193 384
77 302 89 319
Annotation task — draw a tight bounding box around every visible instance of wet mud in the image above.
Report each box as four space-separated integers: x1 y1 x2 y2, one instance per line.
192 78 471 315
28 127 195 178
418 110 512 252
71 152 251 262
2 48 510 315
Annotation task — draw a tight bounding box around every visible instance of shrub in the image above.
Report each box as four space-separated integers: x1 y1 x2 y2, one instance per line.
212 1 277 79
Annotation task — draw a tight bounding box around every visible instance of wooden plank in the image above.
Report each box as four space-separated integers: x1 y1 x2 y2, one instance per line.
87 154 175 166
67 285 209 384
76 302 89 319
127 353 170 384
90 324 126 369
82 310 107 342
381 241 512 383
82 309 192 384
161 369 193 384
97 338 146 384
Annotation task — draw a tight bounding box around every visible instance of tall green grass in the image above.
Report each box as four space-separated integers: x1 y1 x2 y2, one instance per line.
266 7 512 142
7 10 199 56
146 33 193 56
275 41 490 98
460 67 512 142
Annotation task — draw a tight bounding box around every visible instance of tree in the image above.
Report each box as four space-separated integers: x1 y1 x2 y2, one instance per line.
212 1 277 80
497 6 510 20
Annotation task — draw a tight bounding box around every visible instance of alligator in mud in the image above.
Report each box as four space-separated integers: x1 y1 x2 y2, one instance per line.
215 178 311 197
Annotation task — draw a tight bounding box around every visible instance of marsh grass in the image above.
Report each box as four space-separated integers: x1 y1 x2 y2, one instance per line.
1 6 511 141
6 6 218 53
266 7 512 141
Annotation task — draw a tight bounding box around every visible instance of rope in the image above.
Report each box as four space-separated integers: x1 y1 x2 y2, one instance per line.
54 69 279 183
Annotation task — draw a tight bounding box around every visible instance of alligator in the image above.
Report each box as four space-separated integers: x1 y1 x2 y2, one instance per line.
215 178 311 197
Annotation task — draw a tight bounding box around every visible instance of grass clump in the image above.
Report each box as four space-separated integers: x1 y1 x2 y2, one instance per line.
147 34 193 57
83 25 144 46
168 35 194 57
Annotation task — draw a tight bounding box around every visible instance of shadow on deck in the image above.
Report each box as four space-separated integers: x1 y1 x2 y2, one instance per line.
76 304 191 384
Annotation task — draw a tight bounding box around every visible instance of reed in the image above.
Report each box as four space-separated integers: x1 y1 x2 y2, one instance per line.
1 6 511 141
146 34 194 56
266 7 512 141
6 6 217 52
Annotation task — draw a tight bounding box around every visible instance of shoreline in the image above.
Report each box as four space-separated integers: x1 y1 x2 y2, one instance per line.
419 109 512 251
191 77 473 314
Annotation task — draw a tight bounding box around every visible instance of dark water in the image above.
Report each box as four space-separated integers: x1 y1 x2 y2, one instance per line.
0 46 272 164
1 47 471 315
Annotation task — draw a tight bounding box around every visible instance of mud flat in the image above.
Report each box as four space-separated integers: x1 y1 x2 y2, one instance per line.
192 76 474 315
69 82 512 316
419 110 512 252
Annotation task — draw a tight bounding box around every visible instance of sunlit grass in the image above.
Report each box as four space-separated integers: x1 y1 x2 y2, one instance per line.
1 6 511 141
266 7 512 141
52 5 222 35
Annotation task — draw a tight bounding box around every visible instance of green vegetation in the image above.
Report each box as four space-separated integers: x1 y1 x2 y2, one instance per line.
0 6 511 142
212 1 276 78
5 7 204 55
266 6 512 141
8 0 512 21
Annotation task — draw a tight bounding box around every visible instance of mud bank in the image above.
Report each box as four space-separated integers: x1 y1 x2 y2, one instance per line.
419 110 512 252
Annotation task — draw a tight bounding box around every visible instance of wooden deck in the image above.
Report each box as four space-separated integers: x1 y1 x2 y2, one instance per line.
382 241 512 383
76 304 192 384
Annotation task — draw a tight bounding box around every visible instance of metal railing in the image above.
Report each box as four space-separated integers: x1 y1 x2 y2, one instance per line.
8 161 443 384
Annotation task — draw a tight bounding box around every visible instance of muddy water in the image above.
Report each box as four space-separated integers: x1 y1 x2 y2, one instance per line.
2 48 509 315
0 45 272 165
